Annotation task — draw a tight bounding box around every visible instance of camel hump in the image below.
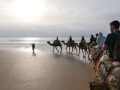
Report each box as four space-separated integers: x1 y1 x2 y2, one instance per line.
54 40 61 45
68 40 75 44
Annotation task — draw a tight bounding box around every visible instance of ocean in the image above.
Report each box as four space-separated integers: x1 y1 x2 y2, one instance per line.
0 37 90 52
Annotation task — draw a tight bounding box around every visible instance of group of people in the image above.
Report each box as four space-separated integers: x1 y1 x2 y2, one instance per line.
90 20 120 64
58 20 120 62
103 20 120 61
91 20 120 62
93 20 120 82
32 20 120 62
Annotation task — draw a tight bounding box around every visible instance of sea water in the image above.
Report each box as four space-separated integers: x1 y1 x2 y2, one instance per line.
0 37 90 52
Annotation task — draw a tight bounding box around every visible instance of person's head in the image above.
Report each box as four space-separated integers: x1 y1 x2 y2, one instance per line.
98 32 103 37
96 33 98 37
82 36 84 40
70 35 72 39
110 20 120 32
91 35 94 38
57 36 58 39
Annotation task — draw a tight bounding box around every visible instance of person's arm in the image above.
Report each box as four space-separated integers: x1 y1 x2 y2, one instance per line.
97 60 102 72
102 34 110 51
102 44 108 50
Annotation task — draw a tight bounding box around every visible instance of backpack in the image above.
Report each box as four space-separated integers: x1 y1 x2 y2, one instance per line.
114 32 120 60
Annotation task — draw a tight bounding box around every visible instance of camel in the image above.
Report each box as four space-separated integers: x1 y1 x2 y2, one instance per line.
88 42 97 55
77 42 90 60
90 49 103 67
47 40 62 53
61 40 77 54
92 51 120 90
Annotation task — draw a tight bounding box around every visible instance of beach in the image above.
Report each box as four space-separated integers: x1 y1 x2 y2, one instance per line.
0 48 95 90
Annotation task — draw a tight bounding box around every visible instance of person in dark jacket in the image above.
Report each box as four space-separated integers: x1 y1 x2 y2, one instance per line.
103 20 120 60
31 43 35 53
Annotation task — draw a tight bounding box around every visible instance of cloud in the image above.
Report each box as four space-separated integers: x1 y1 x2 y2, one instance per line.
0 0 120 37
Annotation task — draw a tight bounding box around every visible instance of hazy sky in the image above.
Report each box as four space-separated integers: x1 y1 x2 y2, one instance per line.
0 0 120 37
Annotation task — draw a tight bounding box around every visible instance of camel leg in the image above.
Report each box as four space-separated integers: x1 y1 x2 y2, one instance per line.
53 47 54 53
87 50 90 60
78 48 80 56
69 47 70 54
88 48 90 55
56 47 59 53
72 47 74 53
79 49 80 55
84 50 87 62
66 46 68 54
60 46 62 53
75 46 77 55
82 49 85 59
83 49 86 58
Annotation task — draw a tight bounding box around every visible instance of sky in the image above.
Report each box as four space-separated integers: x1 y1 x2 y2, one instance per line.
0 0 120 37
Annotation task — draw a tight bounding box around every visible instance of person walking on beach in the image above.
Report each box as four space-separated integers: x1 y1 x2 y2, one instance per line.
103 20 120 61
31 43 35 53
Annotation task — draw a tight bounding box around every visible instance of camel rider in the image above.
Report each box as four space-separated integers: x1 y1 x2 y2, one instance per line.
92 32 106 63
80 36 86 45
96 32 105 49
96 21 120 81
56 36 59 41
54 36 60 44
68 35 74 44
69 35 72 41
103 20 120 61
95 33 99 43
88 35 96 45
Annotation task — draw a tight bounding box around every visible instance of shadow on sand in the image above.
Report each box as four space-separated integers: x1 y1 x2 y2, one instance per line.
32 51 36 57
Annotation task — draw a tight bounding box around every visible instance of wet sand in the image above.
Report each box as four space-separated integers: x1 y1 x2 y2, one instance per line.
0 48 95 90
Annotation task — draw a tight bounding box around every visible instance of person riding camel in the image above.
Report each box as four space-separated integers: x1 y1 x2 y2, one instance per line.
96 21 120 81
80 36 86 45
103 20 120 61
56 36 58 41
91 32 106 64
54 36 60 44
69 35 72 41
68 35 74 44
95 33 99 43
96 32 105 49
89 35 96 45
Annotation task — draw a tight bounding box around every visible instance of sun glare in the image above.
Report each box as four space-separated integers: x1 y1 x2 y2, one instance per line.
13 0 46 23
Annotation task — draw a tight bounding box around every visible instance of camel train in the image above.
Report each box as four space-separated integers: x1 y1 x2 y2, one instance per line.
47 35 120 90
47 36 90 59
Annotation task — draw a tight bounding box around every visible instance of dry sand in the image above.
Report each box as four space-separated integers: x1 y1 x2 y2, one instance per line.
0 48 95 90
